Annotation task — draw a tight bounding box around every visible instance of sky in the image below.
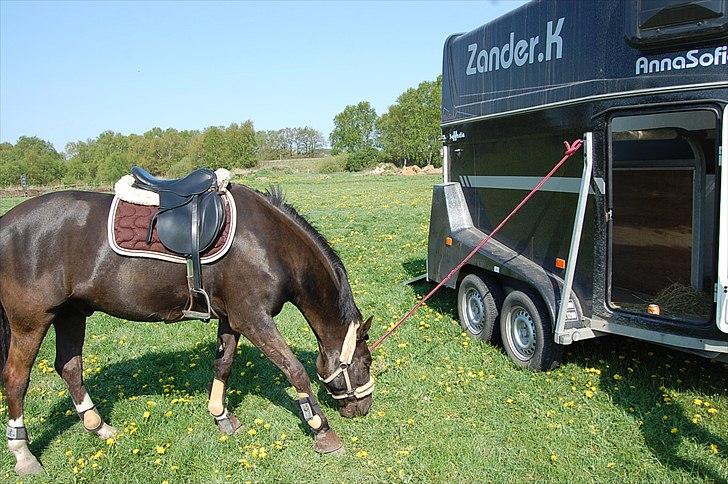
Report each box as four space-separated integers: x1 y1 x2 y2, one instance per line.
0 0 527 151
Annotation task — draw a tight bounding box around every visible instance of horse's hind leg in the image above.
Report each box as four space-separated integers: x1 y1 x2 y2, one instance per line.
2 317 51 475
230 313 343 454
53 308 116 439
207 318 242 435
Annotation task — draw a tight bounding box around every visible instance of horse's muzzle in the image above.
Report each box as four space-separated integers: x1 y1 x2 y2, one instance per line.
338 394 373 418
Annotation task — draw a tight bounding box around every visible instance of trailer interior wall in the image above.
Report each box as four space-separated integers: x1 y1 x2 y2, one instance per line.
609 110 719 323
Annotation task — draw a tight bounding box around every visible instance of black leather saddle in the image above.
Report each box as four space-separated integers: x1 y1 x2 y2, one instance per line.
131 166 226 320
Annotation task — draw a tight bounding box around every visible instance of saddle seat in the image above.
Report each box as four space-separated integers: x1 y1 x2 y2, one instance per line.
129 166 227 320
131 166 217 197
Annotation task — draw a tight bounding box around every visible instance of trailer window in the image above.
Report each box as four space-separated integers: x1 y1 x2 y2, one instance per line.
627 0 728 47
609 110 719 323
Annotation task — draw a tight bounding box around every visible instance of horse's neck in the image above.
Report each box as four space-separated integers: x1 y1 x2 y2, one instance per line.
260 198 349 347
294 255 348 348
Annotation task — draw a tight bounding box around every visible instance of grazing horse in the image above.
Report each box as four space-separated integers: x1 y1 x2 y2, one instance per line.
0 184 374 475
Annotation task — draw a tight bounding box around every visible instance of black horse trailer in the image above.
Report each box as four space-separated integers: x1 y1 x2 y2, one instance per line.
427 0 728 369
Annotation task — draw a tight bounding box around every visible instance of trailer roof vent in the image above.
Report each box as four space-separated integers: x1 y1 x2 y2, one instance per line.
627 0 728 49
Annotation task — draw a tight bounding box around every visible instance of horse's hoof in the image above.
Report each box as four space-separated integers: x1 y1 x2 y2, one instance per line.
314 430 344 454
15 457 43 475
95 423 118 439
216 414 242 436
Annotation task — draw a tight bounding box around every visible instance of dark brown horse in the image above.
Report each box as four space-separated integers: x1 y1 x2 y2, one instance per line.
0 184 374 475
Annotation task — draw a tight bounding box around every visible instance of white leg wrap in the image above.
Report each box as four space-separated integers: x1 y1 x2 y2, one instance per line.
74 392 95 414
208 379 226 417
8 416 24 427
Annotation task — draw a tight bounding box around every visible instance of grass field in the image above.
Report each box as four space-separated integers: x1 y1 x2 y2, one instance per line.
1 172 727 483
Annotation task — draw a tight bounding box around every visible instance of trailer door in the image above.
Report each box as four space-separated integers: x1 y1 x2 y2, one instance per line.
717 105 728 333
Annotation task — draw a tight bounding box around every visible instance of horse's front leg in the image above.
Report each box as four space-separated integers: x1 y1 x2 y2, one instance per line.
231 314 343 454
208 318 242 435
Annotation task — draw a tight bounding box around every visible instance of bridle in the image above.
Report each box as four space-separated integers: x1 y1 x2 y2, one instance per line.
317 322 375 400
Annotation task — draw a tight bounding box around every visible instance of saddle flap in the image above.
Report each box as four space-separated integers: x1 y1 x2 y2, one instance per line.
156 192 226 256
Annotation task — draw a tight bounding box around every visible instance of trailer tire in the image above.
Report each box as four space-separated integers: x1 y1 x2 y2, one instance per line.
500 290 562 371
457 274 501 343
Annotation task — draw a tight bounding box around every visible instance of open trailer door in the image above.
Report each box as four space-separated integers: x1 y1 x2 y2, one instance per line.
717 105 728 333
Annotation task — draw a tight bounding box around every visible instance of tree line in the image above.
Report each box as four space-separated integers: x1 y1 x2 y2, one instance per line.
330 76 442 171
0 76 443 187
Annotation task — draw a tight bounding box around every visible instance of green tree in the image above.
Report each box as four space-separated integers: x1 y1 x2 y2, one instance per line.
0 136 65 186
377 76 442 167
329 101 378 155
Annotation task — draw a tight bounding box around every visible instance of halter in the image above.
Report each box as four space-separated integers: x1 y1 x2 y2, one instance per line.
317 322 375 400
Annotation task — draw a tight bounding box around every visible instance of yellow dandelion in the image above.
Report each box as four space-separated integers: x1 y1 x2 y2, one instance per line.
607 462 616 468
143 410 151 420
247 428 257 436
550 453 558 462
709 443 719 455
356 450 368 458
219 435 229 442
584 390 594 399
693 398 703 406
691 414 702 424
707 408 718 415
155 445 166 454
506 398 514 404
106 437 115 446
670 427 679 434
613 374 623 381
254 418 264 425
132 448 140 454
164 411 173 418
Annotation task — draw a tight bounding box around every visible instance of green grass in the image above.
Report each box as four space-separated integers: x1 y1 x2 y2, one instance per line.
1 173 727 483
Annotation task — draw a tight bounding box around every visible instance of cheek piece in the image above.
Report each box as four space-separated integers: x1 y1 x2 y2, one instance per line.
316 322 375 400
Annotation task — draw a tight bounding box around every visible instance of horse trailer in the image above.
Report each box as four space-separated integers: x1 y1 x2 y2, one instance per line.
427 0 728 369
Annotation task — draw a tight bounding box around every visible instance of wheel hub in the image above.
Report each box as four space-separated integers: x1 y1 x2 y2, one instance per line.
509 307 536 360
464 288 485 334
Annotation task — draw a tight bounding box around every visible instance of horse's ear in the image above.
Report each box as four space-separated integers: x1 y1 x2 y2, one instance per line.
359 316 373 336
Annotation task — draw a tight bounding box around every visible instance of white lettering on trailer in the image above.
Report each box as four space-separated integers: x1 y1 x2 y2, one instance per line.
635 46 727 75
465 18 563 76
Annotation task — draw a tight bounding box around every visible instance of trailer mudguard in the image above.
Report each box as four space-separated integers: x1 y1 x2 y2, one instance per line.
427 182 584 329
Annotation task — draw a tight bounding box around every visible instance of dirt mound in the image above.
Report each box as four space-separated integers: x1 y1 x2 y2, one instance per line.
365 163 399 176
419 164 441 175
400 165 421 175
400 164 441 176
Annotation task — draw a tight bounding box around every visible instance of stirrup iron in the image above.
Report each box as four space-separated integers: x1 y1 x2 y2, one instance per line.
183 259 212 320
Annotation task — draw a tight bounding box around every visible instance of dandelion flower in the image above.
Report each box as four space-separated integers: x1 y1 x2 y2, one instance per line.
356 450 368 458
670 427 679 434
155 445 166 454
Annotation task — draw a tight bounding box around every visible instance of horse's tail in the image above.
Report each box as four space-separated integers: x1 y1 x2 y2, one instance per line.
0 298 8 378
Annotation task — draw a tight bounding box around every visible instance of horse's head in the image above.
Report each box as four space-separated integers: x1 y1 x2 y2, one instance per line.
316 316 374 418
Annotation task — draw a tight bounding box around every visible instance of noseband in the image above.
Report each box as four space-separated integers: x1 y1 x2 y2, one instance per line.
317 322 375 400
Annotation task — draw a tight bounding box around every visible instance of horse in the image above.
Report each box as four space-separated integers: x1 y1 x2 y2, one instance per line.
0 183 374 475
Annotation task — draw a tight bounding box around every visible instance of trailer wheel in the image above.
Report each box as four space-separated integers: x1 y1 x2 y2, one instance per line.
500 290 562 371
457 274 501 343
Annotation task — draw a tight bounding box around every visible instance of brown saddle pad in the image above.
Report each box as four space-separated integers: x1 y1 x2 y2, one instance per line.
109 192 235 263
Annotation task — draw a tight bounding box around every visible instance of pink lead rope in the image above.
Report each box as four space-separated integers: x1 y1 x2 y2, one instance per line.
369 139 584 352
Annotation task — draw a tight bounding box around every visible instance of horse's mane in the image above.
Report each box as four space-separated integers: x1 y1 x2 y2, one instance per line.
262 186 361 325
